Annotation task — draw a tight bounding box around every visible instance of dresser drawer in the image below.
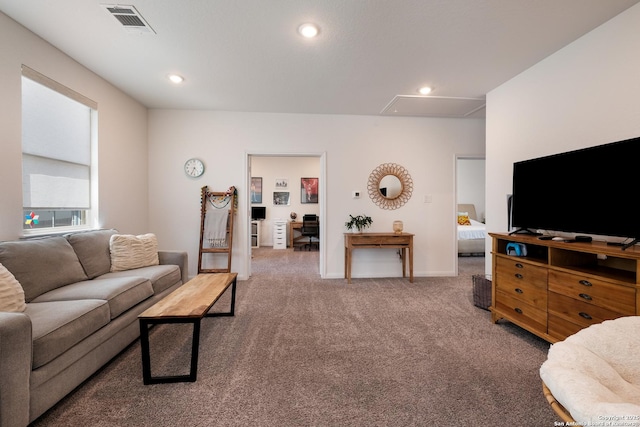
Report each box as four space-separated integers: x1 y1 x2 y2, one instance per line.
548 270 635 314
495 276 547 310
495 290 547 332
496 257 547 289
548 291 627 329
547 313 585 341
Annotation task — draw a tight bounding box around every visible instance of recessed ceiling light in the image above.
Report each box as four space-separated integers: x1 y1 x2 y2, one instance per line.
298 23 319 38
168 74 184 84
418 86 432 95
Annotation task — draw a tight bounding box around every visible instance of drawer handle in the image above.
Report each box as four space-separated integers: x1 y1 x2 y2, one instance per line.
579 280 592 287
579 293 592 301
515 288 524 294
514 273 523 279
579 312 593 320
515 263 524 269
514 307 523 314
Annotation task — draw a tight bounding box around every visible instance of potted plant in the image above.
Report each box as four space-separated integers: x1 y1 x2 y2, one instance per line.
345 214 373 232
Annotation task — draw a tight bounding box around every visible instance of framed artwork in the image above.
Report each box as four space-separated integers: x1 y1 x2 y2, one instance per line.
275 178 288 189
251 177 262 204
301 177 319 204
273 191 290 206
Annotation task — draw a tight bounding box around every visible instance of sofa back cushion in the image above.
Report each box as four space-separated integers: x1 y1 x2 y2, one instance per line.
66 229 117 279
0 237 88 302
109 233 159 272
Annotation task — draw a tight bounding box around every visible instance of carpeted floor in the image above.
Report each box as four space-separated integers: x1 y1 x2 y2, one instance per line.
31 250 558 426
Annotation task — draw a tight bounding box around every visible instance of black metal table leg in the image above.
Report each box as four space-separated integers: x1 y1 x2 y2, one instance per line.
139 318 202 385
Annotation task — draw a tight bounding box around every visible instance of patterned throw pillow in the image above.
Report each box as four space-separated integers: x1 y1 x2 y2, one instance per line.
109 234 159 272
457 213 472 226
0 262 27 312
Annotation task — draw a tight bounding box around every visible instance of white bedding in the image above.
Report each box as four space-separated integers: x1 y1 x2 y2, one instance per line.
457 218 486 240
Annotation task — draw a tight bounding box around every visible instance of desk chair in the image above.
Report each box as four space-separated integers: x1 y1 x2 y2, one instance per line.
301 214 319 251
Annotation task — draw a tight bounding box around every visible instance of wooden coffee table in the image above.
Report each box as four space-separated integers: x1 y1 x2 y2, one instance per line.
138 272 237 384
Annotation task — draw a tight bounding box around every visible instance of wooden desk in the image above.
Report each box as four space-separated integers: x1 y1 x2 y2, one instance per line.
344 232 414 284
289 221 303 247
138 273 237 384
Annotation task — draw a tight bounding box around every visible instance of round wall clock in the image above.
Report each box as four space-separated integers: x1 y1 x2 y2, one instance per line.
184 158 205 178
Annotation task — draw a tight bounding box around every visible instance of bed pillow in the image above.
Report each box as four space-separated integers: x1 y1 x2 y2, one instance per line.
0 263 27 312
109 233 159 272
457 212 472 226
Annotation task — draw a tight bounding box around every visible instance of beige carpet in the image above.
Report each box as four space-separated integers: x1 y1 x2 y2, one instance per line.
31 249 558 426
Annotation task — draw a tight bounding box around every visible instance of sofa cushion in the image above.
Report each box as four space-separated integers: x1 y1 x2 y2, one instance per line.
0 237 88 302
31 276 153 319
98 264 181 294
25 300 110 369
0 263 26 312
66 229 117 279
109 234 159 272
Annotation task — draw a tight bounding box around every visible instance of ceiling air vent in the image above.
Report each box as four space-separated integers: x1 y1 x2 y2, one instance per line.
101 4 156 34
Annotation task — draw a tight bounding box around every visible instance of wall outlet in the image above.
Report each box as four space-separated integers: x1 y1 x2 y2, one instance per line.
424 194 432 203
352 191 360 199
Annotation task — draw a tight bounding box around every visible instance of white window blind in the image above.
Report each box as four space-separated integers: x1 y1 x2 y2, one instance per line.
21 66 97 229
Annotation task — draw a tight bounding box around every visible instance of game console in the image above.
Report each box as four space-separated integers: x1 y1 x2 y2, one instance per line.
506 242 527 257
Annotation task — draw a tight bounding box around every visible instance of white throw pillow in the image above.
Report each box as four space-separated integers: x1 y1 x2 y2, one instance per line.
0 262 27 312
109 233 159 272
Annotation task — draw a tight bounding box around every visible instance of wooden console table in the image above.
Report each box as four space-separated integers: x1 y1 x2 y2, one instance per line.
344 232 414 283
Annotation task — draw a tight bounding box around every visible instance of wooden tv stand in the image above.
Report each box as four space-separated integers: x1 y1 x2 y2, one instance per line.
490 233 640 343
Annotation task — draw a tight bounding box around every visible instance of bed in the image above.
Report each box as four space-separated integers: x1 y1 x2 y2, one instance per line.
457 203 486 256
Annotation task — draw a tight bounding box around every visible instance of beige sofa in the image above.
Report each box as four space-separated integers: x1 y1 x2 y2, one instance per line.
0 229 187 427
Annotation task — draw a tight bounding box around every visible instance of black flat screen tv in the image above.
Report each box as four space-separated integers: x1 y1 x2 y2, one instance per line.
251 206 266 220
511 136 640 247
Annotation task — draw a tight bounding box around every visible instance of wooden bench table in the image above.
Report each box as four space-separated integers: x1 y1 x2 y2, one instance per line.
138 272 237 384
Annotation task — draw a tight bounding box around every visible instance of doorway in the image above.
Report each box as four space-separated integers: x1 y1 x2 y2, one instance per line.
245 152 326 278
455 156 486 275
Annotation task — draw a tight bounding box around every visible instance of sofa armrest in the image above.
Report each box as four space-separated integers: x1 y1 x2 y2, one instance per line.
0 312 32 427
158 250 188 284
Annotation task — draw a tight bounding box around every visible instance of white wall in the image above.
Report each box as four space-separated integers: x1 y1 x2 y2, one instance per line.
0 12 150 240
486 3 640 271
148 110 485 279
0 11 486 281
250 156 321 246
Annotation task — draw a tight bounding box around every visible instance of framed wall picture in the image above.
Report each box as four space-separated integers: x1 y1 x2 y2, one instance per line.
273 191 290 206
275 178 288 189
251 177 262 204
301 177 319 204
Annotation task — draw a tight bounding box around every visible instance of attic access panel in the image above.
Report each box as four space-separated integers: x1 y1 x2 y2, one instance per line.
381 95 485 118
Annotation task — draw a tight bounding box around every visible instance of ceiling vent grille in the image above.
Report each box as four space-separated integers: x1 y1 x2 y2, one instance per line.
101 4 156 34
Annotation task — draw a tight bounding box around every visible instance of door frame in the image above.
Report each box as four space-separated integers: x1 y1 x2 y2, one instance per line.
244 151 327 278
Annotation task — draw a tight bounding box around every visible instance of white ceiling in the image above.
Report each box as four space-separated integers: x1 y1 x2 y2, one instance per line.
1 0 638 118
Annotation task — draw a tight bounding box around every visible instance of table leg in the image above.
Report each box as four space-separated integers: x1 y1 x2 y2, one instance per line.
345 247 352 283
140 318 201 384
409 246 414 283
205 276 237 317
140 319 152 384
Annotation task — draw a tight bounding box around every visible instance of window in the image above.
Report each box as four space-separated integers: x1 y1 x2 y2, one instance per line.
21 66 97 233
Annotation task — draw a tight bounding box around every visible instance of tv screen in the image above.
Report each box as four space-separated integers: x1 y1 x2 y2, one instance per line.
251 206 266 220
511 136 640 241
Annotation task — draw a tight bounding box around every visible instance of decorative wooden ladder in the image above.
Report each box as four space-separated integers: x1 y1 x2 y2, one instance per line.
198 186 237 273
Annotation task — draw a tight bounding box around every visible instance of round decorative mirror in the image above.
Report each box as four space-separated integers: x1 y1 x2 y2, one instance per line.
367 163 413 210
